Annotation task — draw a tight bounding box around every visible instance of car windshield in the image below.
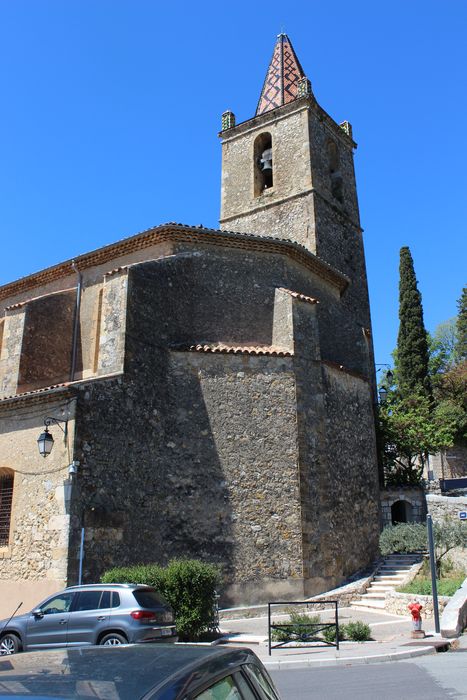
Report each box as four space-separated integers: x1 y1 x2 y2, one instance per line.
132 589 168 608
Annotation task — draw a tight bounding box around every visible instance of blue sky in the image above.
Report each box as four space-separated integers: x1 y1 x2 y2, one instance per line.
1 0 466 367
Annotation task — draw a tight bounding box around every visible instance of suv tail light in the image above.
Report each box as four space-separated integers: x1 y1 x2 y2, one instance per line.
131 610 173 623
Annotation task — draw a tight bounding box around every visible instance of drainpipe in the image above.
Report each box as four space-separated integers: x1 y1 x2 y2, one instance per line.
70 260 82 382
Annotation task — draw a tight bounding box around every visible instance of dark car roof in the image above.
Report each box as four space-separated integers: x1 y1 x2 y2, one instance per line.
0 644 263 699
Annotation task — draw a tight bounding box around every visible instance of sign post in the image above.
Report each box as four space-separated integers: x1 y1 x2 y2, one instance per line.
427 515 440 634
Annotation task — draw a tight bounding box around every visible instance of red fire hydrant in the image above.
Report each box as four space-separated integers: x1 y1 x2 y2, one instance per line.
408 601 425 639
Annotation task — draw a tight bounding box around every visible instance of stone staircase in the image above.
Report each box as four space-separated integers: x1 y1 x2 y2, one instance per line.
351 554 423 610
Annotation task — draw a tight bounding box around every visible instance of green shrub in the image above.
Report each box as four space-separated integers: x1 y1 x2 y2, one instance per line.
271 610 321 642
101 559 220 641
345 621 371 641
321 623 346 644
379 523 427 555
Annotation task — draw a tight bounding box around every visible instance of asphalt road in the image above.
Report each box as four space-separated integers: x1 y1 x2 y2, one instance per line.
270 653 467 699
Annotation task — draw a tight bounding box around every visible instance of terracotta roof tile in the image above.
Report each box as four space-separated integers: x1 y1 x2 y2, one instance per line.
278 287 319 304
104 266 129 277
174 343 293 357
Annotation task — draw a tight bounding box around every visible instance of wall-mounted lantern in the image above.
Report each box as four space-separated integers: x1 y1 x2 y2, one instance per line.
37 417 68 458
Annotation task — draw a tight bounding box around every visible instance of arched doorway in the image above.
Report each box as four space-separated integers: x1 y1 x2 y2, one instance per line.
391 500 413 524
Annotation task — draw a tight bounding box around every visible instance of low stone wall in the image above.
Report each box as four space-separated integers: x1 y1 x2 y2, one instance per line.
219 564 381 620
441 577 467 638
385 590 450 618
426 494 467 569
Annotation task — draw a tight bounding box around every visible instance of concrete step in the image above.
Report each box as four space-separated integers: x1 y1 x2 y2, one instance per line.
379 565 414 572
351 599 386 609
373 576 405 582
363 593 387 600
367 584 395 592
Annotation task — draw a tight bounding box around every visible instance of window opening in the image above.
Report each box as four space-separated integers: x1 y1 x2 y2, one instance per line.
0 471 14 547
254 133 273 196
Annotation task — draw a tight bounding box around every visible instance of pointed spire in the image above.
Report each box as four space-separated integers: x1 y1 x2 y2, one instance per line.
256 34 310 116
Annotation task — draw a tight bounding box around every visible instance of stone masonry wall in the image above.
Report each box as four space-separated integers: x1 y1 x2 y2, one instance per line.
68 246 380 604
70 355 303 604
315 365 380 586
426 494 467 569
0 395 75 617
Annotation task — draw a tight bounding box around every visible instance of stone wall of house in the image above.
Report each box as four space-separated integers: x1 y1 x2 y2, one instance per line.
426 494 467 569
428 446 467 480
0 395 75 617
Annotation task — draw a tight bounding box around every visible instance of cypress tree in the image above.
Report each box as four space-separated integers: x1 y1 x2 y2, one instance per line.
396 247 431 398
456 285 467 362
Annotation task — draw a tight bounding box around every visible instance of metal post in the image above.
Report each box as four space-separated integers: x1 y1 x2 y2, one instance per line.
427 515 440 634
268 603 271 656
335 602 339 650
78 527 85 585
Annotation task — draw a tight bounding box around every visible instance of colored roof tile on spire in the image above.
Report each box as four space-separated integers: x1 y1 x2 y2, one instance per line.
256 34 306 116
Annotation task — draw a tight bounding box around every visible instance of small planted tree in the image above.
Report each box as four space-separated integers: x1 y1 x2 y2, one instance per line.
380 521 467 577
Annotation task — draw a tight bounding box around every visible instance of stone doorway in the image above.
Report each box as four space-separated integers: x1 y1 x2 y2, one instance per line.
391 499 413 524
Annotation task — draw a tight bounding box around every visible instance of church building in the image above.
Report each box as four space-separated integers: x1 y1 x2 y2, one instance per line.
0 34 380 613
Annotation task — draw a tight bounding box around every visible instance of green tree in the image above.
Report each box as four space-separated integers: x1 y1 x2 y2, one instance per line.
379 394 453 485
456 285 467 362
433 361 467 445
428 318 457 375
396 247 431 399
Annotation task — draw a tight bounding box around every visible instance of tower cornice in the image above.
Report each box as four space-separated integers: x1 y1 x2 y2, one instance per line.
220 96 356 150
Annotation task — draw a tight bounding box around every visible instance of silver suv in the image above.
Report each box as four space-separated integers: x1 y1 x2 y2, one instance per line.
0 583 177 654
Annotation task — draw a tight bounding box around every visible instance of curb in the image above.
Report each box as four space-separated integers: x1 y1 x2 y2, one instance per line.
263 644 438 669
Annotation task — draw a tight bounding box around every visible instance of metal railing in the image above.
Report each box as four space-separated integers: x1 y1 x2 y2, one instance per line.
268 601 339 655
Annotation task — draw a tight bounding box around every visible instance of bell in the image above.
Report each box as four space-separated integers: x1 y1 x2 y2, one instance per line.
260 148 272 172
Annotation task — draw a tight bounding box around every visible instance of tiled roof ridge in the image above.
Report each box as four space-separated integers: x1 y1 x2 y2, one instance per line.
0 223 349 302
321 359 368 382
278 287 319 304
0 382 74 409
173 343 293 357
0 371 123 407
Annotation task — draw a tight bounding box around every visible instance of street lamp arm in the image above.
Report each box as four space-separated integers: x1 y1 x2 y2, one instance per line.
44 416 68 437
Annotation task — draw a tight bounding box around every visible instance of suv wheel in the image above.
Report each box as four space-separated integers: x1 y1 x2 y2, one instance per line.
99 633 127 646
0 633 21 655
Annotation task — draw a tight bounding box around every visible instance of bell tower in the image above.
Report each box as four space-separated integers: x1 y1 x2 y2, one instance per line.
219 34 360 255
219 32 372 340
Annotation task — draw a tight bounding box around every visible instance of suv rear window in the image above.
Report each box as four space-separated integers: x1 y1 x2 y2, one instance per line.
132 589 167 608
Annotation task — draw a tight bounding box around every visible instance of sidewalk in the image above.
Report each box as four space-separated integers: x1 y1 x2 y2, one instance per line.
218 605 460 670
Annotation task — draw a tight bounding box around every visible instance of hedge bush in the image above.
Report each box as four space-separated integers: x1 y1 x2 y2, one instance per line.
271 610 321 642
379 523 427 555
101 559 220 641
271 610 371 644
345 621 372 641
321 623 346 644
